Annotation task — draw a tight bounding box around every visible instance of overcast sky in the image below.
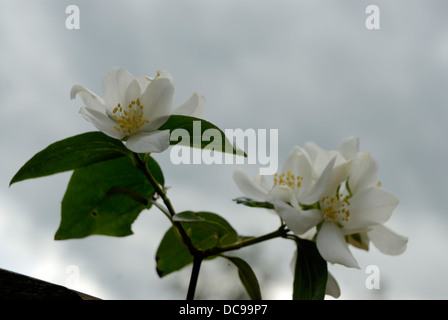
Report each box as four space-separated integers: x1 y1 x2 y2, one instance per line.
1 0 448 300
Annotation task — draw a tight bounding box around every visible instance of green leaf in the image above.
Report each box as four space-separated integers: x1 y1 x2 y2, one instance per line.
155 211 239 277
54 155 163 240
155 227 194 277
293 238 328 300
106 185 151 206
10 132 130 186
159 115 246 156
173 211 239 249
221 255 262 300
233 197 275 210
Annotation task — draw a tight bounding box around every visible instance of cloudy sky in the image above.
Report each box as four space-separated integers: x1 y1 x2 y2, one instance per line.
1 0 448 300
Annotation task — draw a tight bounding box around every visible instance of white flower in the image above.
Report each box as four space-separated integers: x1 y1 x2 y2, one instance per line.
233 146 334 205
314 150 403 268
271 142 351 238
71 66 205 153
266 138 406 268
233 146 335 234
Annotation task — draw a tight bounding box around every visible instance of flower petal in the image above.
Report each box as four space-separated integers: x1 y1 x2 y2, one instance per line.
124 79 142 107
125 130 171 153
324 159 352 197
173 92 206 118
267 186 297 205
317 221 360 268
253 173 271 192
233 168 269 202
348 152 379 193
337 136 360 160
326 272 341 298
79 107 124 140
102 67 135 110
300 157 336 205
343 187 399 230
368 224 408 255
135 76 152 92
155 70 174 83
273 201 322 235
140 76 175 131
70 85 106 114
281 146 313 190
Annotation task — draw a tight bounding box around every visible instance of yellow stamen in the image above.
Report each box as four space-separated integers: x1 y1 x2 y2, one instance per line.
112 98 149 135
273 170 304 189
321 195 351 222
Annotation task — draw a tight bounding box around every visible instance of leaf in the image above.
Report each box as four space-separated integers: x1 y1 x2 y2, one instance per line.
293 238 328 300
106 186 150 206
54 155 164 240
155 211 239 277
173 211 239 249
159 115 246 156
233 197 275 210
155 227 194 277
10 132 130 186
221 255 262 300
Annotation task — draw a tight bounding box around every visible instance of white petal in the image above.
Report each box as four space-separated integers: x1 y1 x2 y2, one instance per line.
102 66 135 109
302 142 322 164
324 159 352 197
124 79 142 107
300 157 336 205
348 152 379 192
79 107 124 140
273 201 322 235
281 147 306 175
326 272 341 298
343 187 399 230
280 147 313 190
233 168 269 202
267 186 296 205
155 70 174 83
368 224 408 255
135 76 152 92
337 136 360 160
317 221 360 268
140 77 175 131
253 173 271 192
70 85 106 113
173 92 206 118
125 130 170 153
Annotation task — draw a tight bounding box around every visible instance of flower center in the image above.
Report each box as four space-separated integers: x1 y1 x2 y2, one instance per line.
321 194 350 222
273 170 303 189
112 98 149 135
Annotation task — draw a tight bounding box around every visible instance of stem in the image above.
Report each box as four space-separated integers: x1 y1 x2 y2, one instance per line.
186 254 203 300
149 199 172 221
134 154 176 217
133 153 198 255
204 225 289 257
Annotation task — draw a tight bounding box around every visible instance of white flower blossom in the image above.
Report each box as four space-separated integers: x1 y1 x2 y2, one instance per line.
71 66 205 153
233 146 334 206
299 138 406 268
235 137 407 269
234 146 335 235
